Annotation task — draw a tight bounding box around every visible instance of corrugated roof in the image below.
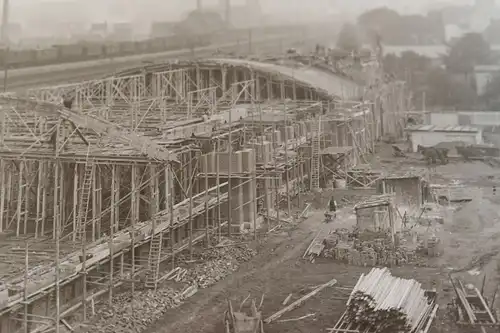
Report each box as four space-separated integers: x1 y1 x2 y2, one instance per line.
405 124 480 133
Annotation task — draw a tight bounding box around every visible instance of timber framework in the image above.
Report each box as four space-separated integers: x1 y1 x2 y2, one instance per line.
0 57 406 332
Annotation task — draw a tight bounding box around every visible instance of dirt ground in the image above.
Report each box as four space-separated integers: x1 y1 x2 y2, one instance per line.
145 145 500 333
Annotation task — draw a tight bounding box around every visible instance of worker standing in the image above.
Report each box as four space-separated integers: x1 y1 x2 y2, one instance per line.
325 197 337 223
329 197 337 216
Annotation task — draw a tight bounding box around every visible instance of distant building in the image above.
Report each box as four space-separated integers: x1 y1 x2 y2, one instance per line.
90 23 108 38
150 22 176 38
474 65 500 95
202 0 263 28
406 124 483 152
111 23 133 41
174 10 226 36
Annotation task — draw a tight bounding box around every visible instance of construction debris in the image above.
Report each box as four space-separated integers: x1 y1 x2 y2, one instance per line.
277 313 315 322
329 268 437 333
282 293 293 305
322 229 417 266
86 287 183 333
179 244 256 288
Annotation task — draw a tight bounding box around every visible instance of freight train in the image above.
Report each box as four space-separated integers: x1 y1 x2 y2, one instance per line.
0 25 301 70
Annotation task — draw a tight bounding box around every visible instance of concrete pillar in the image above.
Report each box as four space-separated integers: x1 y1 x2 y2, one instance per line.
241 149 256 228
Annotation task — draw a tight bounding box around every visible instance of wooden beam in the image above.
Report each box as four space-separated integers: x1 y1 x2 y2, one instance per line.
264 278 336 323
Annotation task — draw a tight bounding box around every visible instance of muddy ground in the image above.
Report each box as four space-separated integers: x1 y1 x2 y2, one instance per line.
145 146 500 333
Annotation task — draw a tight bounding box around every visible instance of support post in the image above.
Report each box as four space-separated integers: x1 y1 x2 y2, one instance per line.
0 159 4 233
188 153 193 258
205 157 209 247
228 104 233 237
54 161 61 333
284 101 291 217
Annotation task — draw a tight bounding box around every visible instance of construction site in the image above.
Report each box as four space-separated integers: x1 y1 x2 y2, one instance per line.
2 14 500 333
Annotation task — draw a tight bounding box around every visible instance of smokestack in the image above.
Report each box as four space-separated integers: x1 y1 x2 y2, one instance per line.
197 0 202 11
224 0 230 25
1 0 9 46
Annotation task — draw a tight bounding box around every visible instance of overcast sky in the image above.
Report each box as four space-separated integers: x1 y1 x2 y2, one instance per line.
4 0 488 34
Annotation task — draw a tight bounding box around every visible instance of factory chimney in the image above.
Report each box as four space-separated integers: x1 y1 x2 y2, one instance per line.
218 0 231 25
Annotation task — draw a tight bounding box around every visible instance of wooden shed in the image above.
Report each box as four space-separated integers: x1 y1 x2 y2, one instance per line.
354 194 400 236
378 172 426 208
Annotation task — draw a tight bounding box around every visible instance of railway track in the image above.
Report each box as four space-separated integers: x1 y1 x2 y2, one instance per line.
1 35 302 92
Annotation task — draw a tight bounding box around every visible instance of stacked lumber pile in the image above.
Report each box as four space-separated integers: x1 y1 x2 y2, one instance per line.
345 268 434 332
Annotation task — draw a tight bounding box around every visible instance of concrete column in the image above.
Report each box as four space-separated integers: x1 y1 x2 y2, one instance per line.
235 152 244 231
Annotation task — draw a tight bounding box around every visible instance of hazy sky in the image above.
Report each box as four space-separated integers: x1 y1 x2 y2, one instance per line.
7 0 480 23
4 0 491 36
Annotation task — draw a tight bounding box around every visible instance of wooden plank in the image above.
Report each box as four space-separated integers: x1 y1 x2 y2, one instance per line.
474 287 496 323
422 304 439 333
264 278 337 323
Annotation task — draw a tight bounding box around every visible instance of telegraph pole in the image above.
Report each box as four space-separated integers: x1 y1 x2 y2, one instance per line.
1 0 9 92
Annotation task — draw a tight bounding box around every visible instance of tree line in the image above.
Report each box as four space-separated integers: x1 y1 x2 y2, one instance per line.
335 7 500 110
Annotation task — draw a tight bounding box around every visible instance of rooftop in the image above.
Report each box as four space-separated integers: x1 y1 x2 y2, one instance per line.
354 194 395 210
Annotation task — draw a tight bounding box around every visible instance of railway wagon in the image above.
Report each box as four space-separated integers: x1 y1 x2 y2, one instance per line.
57 44 85 61
35 47 59 65
135 40 151 53
8 49 36 68
104 43 120 57
164 35 185 50
0 26 290 69
84 43 104 58
119 41 136 55
148 38 166 52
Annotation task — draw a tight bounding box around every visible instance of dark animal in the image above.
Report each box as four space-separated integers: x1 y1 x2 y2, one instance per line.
456 146 473 161
417 145 448 165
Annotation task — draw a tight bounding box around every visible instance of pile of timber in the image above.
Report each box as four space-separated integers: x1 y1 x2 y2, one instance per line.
345 268 434 333
178 242 256 288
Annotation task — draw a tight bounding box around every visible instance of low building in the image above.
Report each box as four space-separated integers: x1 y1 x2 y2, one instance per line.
354 194 400 236
377 173 426 210
425 110 500 129
406 124 483 152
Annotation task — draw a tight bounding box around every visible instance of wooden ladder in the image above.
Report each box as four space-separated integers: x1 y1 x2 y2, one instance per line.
77 149 94 241
145 231 163 289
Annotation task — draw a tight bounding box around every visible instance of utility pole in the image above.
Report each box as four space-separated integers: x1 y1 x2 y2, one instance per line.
1 0 9 92
1 0 8 43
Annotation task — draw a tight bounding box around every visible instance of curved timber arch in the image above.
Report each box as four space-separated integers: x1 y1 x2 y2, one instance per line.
24 58 363 121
